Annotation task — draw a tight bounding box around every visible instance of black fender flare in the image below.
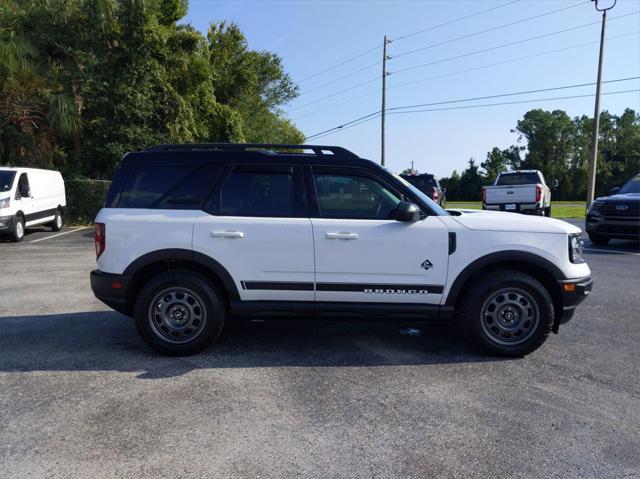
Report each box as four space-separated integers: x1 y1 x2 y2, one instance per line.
123 248 240 300
445 250 566 306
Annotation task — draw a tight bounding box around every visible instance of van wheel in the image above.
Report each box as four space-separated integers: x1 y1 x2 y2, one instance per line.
11 215 25 242
49 209 63 232
459 270 554 357
134 271 225 356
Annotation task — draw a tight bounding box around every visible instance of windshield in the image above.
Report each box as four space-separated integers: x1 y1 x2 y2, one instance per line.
496 172 540 185
618 174 640 194
394 174 449 216
0 171 16 192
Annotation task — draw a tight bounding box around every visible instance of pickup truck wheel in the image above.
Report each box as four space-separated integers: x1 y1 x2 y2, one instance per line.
588 233 610 246
134 271 225 356
545 206 551 217
459 270 554 357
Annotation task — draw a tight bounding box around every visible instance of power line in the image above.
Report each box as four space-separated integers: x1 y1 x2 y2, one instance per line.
288 76 379 112
295 0 520 87
392 1 585 59
391 10 639 75
292 31 638 121
296 60 380 98
306 113 382 141
298 45 381 84
307 89 638 141
392 0 521 42
388 89 639 115
387 31 639 92
305 111 380 140
304 80 639 140
388 76 640 112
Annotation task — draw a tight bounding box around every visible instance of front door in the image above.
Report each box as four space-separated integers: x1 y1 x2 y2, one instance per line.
192 164 315 302
309 167 450 304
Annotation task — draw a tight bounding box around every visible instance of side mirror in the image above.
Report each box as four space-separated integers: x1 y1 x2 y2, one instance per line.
610 186 620 195
394 201 421 222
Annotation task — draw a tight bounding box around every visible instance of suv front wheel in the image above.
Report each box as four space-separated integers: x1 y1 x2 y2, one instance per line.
134 271 225 356
459 270 554 357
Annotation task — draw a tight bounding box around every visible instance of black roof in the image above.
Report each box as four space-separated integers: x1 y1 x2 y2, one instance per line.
120 143 376 168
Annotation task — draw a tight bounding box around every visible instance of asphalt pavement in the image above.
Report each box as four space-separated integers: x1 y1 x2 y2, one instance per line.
0 221 639 478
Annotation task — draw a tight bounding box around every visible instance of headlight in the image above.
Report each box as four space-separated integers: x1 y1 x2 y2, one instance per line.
0 197 10 209
569 233 585 264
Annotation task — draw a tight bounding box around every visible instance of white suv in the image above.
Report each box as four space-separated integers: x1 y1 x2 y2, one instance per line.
90 144 592 357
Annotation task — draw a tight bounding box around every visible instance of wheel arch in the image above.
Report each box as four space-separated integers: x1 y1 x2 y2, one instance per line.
445 251 565 332
123 249 240 312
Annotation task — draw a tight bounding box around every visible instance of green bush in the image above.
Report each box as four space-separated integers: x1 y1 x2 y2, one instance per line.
64 180 111 225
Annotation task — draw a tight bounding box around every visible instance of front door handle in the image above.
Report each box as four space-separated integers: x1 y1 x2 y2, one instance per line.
325 232 358 240
211 231 244 239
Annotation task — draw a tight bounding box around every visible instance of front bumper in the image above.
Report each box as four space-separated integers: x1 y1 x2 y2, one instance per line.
556 275 593 325
90 269 133 316
586 213 640 240
0 214 16 232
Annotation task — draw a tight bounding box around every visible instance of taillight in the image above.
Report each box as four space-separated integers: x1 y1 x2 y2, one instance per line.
94 223 105 259
481 187 486 204
535 184 542 203
431 190 439 202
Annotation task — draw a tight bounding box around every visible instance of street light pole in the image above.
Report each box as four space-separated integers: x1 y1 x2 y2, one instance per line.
586 0 617 209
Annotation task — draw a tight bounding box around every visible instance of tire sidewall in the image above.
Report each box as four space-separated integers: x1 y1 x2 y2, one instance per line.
134 271 225 356
51 209 63 231
13 216 25 242
461 271 554 357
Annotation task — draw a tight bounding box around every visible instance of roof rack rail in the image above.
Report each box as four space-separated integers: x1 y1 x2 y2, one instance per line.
145 143 358 158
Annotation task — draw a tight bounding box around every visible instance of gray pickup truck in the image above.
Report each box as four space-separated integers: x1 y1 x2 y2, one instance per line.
482 170 552 216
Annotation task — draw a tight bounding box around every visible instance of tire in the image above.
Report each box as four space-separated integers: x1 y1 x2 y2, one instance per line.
588 233 610 246
545 206 551 217
11 215 25 242
134 270 225 356
49 208 63 232
459 270 554 357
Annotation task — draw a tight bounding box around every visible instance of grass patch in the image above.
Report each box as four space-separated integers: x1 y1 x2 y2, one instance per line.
446 201 586 219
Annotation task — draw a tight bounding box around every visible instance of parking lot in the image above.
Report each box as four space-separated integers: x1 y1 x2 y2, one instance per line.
1 223 639 478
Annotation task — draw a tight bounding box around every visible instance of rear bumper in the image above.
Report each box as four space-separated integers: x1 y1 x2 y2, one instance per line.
556 275 593 325
90 269 133 316
484 203 542 213
0 214 16 232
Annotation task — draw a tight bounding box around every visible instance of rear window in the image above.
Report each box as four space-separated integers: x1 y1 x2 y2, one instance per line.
496 172 540 186
115 165 221 209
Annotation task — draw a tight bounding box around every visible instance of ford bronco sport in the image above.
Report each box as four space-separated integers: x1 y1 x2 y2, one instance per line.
90 144 592 357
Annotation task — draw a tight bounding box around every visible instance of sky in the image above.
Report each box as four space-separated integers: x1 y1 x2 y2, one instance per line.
184 0 640 178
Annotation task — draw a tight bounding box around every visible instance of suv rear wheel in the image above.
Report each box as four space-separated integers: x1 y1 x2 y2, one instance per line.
459 270 554 357
134 271 225 356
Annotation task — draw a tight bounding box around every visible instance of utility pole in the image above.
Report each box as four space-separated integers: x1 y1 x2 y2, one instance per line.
586 0 617 209
381 35 391 166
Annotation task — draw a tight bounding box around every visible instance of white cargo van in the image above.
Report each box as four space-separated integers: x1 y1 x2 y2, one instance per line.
0 167 66 242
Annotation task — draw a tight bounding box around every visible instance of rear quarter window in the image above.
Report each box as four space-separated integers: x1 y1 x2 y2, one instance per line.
115 164 221 210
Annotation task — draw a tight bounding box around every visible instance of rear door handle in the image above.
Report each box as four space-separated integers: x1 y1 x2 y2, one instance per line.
211 231 244 239
325 232 358 240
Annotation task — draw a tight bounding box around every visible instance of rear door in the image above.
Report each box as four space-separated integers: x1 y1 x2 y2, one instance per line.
192 164 315 302
309 167 449 305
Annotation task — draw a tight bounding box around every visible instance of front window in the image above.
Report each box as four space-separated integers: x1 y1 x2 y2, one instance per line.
313 173 401 220
0 171 16 192
617 174 640 194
